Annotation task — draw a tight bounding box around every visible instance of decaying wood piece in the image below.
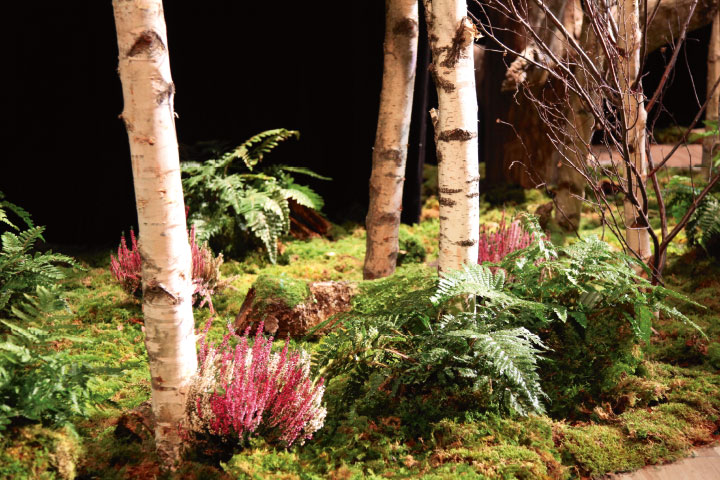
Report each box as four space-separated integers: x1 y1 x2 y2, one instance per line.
234 281 358 338
289 199 332 240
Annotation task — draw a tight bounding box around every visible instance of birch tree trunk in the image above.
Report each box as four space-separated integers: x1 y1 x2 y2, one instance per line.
424 0 479 273
702 11 720 180
618 0 652 262
364 0 419 280
112 0 197 468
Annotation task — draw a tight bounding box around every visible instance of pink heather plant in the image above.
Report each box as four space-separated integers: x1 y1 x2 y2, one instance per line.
110 225 223 312
186 319 326 447
109 229 141 295
478 212 535 264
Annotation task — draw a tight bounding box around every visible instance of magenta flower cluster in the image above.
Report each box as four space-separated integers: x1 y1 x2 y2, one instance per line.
187 320 326 447
109 226 222 312
109 229 142 295
478 213 535 264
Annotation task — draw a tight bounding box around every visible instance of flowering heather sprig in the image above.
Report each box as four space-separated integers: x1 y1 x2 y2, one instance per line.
109 229 142 295
109 225 223 312
478 212 535 264
186 320 326 447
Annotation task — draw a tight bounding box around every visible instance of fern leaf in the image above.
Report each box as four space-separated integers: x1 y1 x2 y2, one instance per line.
276 165 332 181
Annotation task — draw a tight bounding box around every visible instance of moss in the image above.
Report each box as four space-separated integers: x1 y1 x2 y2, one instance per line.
540 303 643 417
7 190 717 480
558 423 643 476
251 273 311 315
430 416 567 480
620 403 713 464
222 446 322 480
0 425 82 480
397 228 427 265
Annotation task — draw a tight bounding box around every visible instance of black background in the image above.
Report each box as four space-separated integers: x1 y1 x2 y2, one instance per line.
2 1 711 247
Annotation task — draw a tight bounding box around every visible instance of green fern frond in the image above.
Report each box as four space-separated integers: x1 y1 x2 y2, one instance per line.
472 327 547 414
230 129 299 171
274 165 332 181
0 192 34 232
181 130 328 262
0 227 79 313
432 264 506 305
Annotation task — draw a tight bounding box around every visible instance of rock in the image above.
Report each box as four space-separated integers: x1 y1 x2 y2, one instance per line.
234 277 357 338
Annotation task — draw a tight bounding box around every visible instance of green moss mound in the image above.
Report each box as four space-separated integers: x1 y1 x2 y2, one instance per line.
0 425 82 480
251 273 311 315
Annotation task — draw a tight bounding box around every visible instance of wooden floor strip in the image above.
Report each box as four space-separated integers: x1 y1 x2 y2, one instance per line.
609 445 720 480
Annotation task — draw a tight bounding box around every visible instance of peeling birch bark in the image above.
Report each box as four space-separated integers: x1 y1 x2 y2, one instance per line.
702 10 720 180
618 0 652 262
424 0 480 273
112 0 197 469
364 0 419 280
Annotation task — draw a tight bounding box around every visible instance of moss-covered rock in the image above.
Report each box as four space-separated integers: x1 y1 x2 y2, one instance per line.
234 274 356 337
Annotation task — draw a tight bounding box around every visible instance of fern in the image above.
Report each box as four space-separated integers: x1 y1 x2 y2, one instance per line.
665 176 720 257
317 266 548 416
0 226 79 313
0 191 34 232
181 130 329 262
317 216 700 421
229 129 300 171
0 287 116 430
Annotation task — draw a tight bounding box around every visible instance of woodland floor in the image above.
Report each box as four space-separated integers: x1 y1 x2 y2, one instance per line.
2 168 720 480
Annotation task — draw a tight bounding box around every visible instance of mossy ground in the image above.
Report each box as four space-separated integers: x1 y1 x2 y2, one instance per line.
2 182 720 480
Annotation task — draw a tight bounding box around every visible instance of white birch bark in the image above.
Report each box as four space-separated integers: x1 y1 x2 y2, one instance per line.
618 0 652 262
424 0 479 274
702 11 720 180
364 0 419 280
112 0 197 468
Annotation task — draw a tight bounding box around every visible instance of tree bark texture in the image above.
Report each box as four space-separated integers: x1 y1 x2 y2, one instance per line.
501 0 569 92
618 0 652 262
554 3 601 231
702 10 720 179
644 0 718 54
481 0 717 189
364 0 420 280
483 0 576 190
112 0 197 468
424 0 480 273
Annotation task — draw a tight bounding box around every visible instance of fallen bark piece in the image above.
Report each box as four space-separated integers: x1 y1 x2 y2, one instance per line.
289 199 332 239
234 275 357 338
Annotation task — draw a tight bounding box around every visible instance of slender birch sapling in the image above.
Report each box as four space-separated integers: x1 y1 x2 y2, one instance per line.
364 0 420 280
112 0 197 468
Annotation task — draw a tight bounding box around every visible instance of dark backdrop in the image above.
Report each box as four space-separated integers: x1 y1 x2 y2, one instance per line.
4 2 387 246
2 2 711 246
